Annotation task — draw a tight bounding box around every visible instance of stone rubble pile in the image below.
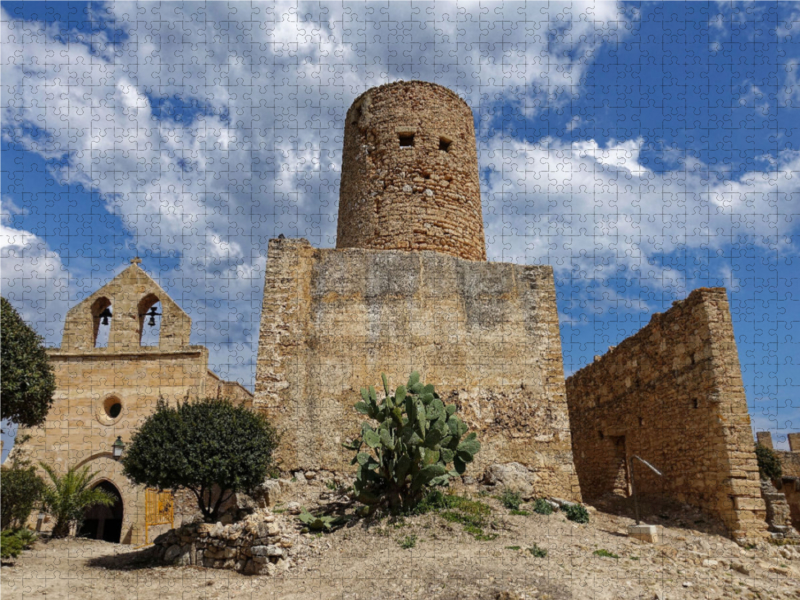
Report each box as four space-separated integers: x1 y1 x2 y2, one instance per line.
153 508 304 576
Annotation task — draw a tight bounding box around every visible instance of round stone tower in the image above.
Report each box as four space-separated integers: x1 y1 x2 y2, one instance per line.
336 81 486 261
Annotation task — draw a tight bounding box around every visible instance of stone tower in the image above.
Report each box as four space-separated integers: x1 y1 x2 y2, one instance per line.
336 81 486 261
257 81 581 502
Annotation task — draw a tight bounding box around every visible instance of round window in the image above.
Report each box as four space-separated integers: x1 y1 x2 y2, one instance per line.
98 396 123 424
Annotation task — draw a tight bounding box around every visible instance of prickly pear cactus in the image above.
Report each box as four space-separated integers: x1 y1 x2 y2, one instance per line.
343 371 481 513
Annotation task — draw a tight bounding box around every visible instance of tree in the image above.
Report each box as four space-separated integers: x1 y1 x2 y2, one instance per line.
1 297 56 429
39 463 116 538
121 398 279 522
1 462 45 530
344 371 480 514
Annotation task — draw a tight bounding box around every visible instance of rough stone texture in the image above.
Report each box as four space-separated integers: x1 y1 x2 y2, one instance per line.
756 431 774 449
565 288 767 543
13 261 252 544
153 509 301 576
761 480 800 539
777 449 800 478
255 238 581 501
774 447 800 530
779 478 800 530
336 81 486 262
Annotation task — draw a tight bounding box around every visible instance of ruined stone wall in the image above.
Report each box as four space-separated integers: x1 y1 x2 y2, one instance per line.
565 288 767 542
777 451 800 478
255 237 580 501
336 81 486 262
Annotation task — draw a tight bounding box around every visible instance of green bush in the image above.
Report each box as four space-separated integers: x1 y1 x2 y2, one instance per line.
563 504 589 524
1 528 38 560
1 463 44 529
755 444 782 481
122 398 279 522
533 498 553 515
1 297 56 428
593 548 619 559
414 490 497 540
1 530 24 560
399 534 417 549
345 372 480 514
498 490 522 511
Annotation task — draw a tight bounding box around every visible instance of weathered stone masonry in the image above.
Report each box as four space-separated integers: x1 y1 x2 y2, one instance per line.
565 288 767 542
256 81 580 501
336 81 486 262
255 238 580 500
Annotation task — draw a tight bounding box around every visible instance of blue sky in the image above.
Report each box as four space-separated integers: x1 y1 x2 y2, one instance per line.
2 1 798 457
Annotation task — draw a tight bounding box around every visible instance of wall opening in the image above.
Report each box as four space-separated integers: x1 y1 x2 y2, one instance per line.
79 481 123 543
104 396 122 419
138 294 162 347
609 435 630 497
91 297 112 348
399 134 414 147
439 137 452 152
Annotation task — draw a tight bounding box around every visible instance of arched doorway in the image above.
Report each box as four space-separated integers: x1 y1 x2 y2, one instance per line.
78 481 123 543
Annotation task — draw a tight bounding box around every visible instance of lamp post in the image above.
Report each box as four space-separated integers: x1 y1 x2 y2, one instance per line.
112 436 125 459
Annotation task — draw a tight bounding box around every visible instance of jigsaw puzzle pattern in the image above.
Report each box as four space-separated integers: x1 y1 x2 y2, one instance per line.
2 2 800 599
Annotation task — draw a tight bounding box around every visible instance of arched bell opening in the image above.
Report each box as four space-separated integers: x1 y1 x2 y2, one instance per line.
91 297 113 348
138 293 162 347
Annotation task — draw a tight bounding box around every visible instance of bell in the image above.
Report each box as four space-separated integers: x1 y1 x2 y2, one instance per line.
145 306 161 327
98 307 113 326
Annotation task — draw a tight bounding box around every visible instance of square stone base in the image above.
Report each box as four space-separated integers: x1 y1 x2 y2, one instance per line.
628 524 659 543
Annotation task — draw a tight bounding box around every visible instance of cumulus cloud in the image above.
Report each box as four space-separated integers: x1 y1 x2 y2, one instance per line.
0 198 71 344
2 1 799 397
1 1 630 386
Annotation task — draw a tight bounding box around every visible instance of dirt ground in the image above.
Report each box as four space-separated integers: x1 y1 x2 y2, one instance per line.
3 490 800 600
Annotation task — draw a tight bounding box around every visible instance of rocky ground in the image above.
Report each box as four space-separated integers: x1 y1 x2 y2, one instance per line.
3 478 800 600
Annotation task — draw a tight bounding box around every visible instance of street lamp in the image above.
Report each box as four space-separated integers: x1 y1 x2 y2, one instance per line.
112 436 125 459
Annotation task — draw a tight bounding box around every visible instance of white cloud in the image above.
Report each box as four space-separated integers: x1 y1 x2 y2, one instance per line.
482 135 800 295
1 1 630 386
0 199 71 345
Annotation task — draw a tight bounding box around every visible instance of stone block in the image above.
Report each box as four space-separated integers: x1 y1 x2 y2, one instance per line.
628 524 659 543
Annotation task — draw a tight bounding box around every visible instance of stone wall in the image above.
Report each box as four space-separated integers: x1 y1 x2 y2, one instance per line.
565 288 767 542
780 478 800 530
336 81 486 261
153 509 300 576
777 451 800 478
255 237 581 501
761 480 800 540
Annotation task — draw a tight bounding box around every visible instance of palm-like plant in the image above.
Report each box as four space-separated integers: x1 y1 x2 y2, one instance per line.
39 463 116 538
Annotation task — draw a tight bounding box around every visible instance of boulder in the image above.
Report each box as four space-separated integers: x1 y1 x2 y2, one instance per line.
251 544 284 558
285 501 302 515
482 463 536 498
258 480 282 507
164 544 184 564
